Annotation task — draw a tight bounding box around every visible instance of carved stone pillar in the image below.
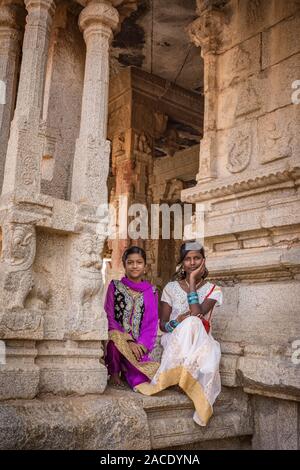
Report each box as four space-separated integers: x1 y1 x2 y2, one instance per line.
1 0 56 195
0 1 23 192
188 1 226 182
71 0 119 206
0 222 40 399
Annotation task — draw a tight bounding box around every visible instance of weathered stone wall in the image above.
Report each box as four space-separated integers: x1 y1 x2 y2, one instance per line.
41 1 85 200
182 0 300 449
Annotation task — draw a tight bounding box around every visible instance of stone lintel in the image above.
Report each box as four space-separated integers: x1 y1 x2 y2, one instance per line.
108 67 203 136
0 192 106 234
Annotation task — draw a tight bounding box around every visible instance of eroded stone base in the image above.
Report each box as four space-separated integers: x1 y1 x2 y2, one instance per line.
0 386 253 450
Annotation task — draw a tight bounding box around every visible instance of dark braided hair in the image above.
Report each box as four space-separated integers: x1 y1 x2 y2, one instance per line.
173 240 209 281
122 246 146 267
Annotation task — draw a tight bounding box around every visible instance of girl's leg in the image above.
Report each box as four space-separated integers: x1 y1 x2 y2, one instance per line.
105 340 124 386
122 356 150 389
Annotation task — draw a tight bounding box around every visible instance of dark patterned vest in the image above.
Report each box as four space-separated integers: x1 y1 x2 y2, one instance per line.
113 280 145 340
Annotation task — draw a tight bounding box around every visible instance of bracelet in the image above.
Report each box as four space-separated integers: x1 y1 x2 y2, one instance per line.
165 319 179 333
170 319 179 329
165 322 173 333
187 291 197 297
187 291 199 305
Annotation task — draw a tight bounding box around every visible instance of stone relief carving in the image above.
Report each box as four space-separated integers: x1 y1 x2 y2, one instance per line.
0 224 36 311
247 0 262 25
68 231 104 336
235 82 261 117
21 154 38 186
260 119 293 164
188 4 226 54
113 132 125 157
86 137 110 178
227 130 252 173
164 178 184 201
134 132 152 154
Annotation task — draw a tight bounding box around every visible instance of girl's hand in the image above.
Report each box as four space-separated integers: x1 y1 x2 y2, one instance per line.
189 259 206 283
176 311 190 323
128 341 144 361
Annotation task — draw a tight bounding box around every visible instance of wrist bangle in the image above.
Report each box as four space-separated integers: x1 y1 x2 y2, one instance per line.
165 319 179 333
187 293 198 299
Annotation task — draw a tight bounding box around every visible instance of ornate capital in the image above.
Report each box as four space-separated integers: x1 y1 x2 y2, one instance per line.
24 0 56 14
188 1 227 54
79 0 119 41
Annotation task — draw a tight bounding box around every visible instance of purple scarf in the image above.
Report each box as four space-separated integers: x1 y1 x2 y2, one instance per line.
104 277 158 352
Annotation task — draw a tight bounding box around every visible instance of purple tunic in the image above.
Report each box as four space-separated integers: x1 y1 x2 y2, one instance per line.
104 277 158 388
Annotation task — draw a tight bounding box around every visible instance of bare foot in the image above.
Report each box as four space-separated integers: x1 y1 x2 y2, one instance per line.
108 374 126 388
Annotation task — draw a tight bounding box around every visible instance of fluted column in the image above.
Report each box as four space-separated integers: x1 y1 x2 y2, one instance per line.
71 0 119 206
1 0 56 195
0 1 23 192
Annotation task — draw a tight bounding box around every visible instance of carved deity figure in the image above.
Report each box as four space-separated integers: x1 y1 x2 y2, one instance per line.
0 224 36 310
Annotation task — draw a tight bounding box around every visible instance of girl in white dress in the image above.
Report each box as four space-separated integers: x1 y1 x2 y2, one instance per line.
136 240 223 426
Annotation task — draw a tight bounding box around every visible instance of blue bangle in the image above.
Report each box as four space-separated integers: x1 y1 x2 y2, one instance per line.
165 319 179 333
188 298 199 305
187 292 198 303
165 322 173 333
169 319 179 329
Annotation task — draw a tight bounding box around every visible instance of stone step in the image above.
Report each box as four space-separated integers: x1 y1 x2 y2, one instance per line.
0 385 253 449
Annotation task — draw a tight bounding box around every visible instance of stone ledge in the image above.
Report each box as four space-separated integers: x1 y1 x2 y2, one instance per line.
0 191 104 233
0 386 253 450
181 162 300 203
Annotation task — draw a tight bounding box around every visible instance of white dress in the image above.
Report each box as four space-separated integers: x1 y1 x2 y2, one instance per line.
136 280 223 426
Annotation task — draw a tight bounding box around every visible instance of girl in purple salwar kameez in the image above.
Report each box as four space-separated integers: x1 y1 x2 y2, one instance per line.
104 246 159 389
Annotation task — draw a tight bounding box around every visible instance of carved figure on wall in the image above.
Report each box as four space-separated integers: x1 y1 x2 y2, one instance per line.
227 131 251 173
134 132 152 155
164 178 184 202
0 224 36 310
68 232 104 335
114 132 125 157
